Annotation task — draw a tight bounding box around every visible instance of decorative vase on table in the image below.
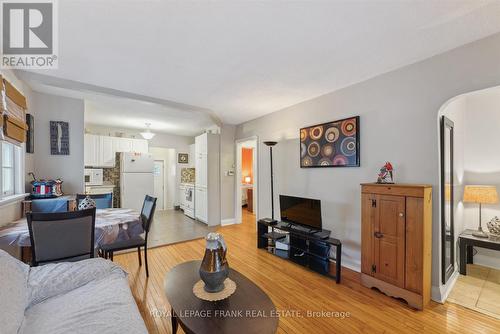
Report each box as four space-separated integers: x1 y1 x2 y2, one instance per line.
199 233 229 293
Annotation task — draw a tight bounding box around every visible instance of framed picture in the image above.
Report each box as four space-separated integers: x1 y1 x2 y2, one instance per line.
50 121 69 155
178 153 189 164
300 116 359 168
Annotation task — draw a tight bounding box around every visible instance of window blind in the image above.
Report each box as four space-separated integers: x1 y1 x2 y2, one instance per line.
0 76 28 143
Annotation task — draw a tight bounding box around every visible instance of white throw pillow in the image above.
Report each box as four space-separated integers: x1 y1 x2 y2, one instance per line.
0 249 29 334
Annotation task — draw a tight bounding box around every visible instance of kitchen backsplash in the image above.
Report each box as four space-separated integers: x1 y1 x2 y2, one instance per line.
102 152 121 208
181 168 195 183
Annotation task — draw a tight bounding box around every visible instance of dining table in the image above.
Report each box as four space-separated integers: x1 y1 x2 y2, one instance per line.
0 208 144 253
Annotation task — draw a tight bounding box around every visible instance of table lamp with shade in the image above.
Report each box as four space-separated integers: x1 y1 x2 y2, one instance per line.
463 185 499 238
244 176 252 184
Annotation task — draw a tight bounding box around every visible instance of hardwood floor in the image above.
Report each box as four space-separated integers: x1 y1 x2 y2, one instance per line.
115 211 500 333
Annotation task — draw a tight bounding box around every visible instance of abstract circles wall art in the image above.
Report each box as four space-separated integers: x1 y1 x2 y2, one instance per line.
300 116 360 168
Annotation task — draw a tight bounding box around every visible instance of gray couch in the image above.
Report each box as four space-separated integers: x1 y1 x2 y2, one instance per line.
0 250 147 334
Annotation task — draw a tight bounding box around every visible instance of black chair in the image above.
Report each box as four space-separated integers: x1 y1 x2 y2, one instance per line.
100 195 157 277
27 208 96 266
76 193 113 209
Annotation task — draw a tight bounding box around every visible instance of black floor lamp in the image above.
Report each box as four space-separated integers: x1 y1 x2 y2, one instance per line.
263 141 278 224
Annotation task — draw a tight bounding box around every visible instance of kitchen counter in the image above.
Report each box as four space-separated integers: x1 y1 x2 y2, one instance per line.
86 183 116 188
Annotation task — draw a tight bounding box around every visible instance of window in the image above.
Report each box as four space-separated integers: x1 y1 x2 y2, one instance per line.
0 141 24 200
2 142 14 196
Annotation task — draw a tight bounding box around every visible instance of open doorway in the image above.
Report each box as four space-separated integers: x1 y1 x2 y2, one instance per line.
235 137 258 226
438 85 500 318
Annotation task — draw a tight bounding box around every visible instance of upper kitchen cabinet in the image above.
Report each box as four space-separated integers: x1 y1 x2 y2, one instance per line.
84 134 101 167
84 134 148 168
100 136 115 167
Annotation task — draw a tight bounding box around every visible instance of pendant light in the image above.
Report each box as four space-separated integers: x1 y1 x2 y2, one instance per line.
140 123 155 140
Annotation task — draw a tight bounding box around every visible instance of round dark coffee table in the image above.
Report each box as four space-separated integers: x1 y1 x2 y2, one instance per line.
164 260 278 334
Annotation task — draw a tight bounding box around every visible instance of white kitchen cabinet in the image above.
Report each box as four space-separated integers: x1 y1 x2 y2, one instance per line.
114 137 133 153
84 134 100 167
188 143 195 168
194 133 219 226
100 136 115 167
85 135 149 168
195 187 207 223
195 133 208 154
195 153 208 188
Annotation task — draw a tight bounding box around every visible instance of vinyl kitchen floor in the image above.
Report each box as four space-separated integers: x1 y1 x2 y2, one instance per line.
448 264 500 320
145 209 214 249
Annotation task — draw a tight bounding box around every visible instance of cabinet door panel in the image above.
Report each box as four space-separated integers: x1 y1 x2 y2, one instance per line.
100 136 115 167
84 134 100 167
374 195 405 288
361 193 376 275
195 188 207 223
405 197 424 293
195 154 207 187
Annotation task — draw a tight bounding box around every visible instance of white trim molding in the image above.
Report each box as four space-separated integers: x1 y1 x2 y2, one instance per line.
221 218 236 226
0 193 28 208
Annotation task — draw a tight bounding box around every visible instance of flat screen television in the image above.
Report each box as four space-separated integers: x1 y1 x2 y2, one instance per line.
279 195 322 230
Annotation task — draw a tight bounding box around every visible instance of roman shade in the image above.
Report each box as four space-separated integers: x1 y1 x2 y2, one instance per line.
0 76 28 143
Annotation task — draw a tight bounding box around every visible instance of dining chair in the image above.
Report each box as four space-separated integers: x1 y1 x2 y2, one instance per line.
76 193 113 209
30 197 70 213
27 208 96 266
100 195 157 277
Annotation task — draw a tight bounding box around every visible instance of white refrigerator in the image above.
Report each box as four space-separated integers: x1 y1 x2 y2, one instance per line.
120 152 154 211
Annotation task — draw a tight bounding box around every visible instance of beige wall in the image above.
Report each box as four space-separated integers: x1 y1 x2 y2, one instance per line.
235 32 500 302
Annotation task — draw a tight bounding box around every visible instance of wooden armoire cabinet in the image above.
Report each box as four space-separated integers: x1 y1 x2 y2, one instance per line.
360 183 432 310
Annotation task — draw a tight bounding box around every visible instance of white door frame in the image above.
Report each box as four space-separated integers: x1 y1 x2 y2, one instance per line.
235 136 259 225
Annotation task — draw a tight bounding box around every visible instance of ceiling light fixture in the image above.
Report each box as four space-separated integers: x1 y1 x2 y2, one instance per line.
140 123 155 140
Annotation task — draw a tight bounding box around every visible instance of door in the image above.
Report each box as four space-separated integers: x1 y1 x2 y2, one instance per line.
153 160 165 210
374 195 406 288
361 193 376 275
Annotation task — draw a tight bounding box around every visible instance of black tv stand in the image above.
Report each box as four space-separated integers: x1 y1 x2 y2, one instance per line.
257 219 342 283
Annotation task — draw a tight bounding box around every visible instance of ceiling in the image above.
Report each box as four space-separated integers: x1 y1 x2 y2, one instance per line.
26 0 500 124
23 79 215 137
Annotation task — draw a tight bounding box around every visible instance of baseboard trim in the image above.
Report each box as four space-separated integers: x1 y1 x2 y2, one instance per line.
432 270 459 304
221 218 236 226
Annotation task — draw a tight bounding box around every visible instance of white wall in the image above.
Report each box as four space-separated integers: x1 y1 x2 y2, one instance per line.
235 32 500 302
32 92 85 195
461 88 500 269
